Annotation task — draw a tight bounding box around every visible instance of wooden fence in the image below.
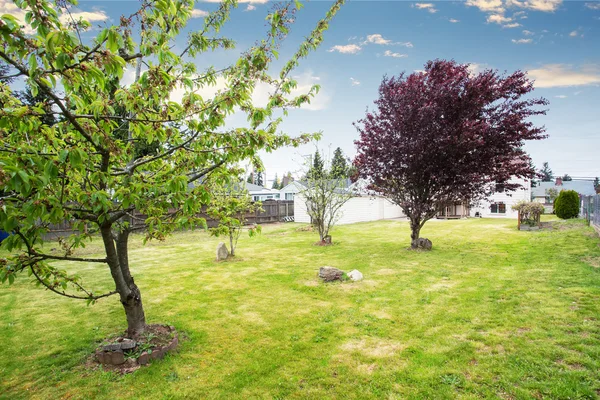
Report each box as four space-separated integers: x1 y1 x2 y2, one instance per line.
39 200 294 241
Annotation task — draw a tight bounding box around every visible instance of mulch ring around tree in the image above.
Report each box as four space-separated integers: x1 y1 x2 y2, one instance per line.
86 324 179 374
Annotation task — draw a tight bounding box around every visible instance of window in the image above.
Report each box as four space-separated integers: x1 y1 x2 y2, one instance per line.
490 202 506 214
285 193 294 200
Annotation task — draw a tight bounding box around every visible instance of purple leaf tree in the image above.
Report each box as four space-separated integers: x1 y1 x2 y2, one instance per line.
354 60 548 249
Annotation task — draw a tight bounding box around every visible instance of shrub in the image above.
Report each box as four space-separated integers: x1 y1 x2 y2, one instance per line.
512 201 545 226
554 190 580 219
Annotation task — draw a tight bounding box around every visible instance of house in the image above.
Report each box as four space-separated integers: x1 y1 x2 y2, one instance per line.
469 177 532 218
245 182 280 201
293 179 405 225
279 181 304 201
532 177 596 205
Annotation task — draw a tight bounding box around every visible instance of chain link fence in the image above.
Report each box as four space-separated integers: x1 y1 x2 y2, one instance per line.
581 194 600 231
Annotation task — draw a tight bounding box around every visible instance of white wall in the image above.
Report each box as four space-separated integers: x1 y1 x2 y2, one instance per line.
470 178 531 219
294 195 404 225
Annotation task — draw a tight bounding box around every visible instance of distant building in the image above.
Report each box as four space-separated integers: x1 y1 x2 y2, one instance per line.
279 181 304 201
532 177 596 204
245 182 280 201
470 178 532 219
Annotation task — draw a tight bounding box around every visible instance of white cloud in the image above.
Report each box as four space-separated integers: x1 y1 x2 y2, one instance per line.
0 1 107 33
414 3 438 13
252 71 330 111
363 34 413 48
506 0 562 12
59 10 108 25
512 38 533 43
350 77 361 86
488 13 512 23
245 4 256 11
513 10 528 18
383 50 407 58
365 34 392 45
467 63 489 75
528 64 600 88
191 9 209 18
449 18 460 23
554 95 567 98
522 29 534 35
466 0 505 12
503 22 521 28
328 44 362 54
569 29 583 38
585 2 600 10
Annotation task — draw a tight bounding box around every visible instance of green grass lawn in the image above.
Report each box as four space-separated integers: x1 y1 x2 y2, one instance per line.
2 217 600 399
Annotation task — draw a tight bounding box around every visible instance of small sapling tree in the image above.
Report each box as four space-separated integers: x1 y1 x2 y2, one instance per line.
206 177 261 257
300 148 353 244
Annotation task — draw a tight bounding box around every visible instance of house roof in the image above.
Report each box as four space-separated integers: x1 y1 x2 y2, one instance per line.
532 180 596 197
244 182 279 194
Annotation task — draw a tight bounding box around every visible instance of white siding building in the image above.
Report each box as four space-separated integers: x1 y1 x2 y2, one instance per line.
469 177 531 218
279 181 303 201
294 194 404 225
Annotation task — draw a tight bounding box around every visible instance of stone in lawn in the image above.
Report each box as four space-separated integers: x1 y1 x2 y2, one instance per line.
119 339 136 350
216 242 229 261
110 349 125 365
347 270 363 281
138 351 150 365
318 266 344 282
414 238 432 250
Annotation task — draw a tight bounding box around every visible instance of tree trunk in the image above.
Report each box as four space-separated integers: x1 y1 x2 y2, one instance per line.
101 225 147 338
229 231 235 257
410 219 421 249
122 282 146 338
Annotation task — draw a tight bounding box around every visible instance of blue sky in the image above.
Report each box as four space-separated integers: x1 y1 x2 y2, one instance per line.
3 0 600 183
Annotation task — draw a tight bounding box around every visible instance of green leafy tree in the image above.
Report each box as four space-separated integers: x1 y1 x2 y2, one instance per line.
307 150 326 180
247 174 253 184
554 190 580 219
300 149 352 244
271 173 280 189
545 188 559 204
539 162 553 182
0 0 344 337
562 174 573 182
330 147 348 179
255 171 264 187
594 177 599 192
206 177 261 257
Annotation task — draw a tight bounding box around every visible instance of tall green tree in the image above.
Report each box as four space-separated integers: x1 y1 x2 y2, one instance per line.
594 177 599 191
539 162 553 182
330 147 348 179
255 171 264 187
0 0 344 337
271 173 280 189
307 150 326 180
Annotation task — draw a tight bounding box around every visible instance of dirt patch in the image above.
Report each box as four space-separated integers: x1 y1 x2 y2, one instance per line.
582 256 600 268
375 268 398 276
340 338 404 357
356 363 378 375
556 360 585 370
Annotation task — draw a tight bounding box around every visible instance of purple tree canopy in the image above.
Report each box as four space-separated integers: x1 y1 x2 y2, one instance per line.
353 59 548 247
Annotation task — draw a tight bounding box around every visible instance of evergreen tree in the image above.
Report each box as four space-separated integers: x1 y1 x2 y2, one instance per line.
271 173 280 189
247 174 253 184
594 177 599 191
330 147 348 179
307 151 326 180
539 162 553 182
255 171 264 187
